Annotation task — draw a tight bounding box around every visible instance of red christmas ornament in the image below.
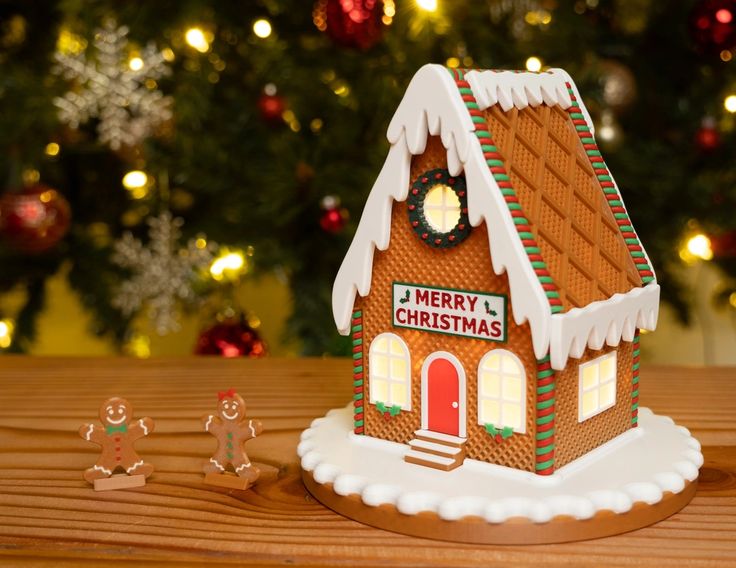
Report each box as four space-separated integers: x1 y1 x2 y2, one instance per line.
689 0 736 53
696 118 721 151
314 0 386 50
711 230 736 257
194 319 266 358
319 195 349 234
0 184 71 253
258 85 286 123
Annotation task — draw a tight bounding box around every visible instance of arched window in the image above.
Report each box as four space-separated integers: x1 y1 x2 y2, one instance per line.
369 333 411 411
477 350 526 433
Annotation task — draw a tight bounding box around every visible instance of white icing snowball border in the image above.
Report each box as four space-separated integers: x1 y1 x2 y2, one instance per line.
299 405 702 524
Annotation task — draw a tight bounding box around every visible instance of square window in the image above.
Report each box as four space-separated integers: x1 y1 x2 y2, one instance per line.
481 372 500 398
502 402 522 430
581 363 599 390
600 353 616 382
390 356 406 379
390 382 407 407
371 379 388 404
582 389 598 418
481 399 500 425
502 375 522 402
599 381 616 408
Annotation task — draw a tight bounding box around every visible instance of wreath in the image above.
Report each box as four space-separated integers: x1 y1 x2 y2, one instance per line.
407 168 471 249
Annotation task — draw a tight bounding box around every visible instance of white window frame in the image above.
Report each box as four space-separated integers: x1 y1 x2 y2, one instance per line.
368 332 411 411
578 351 617 422
476 349 526 434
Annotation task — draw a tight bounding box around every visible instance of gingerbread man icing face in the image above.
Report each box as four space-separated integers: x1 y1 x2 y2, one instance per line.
100 397 131 426
218 393 245 422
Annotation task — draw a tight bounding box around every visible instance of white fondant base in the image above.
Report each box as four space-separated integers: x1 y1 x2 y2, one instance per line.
299 405 702 524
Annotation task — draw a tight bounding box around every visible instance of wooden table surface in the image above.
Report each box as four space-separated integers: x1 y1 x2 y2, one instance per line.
0 358 734 567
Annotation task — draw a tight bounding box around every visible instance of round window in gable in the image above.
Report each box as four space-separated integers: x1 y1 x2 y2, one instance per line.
407 168 470 248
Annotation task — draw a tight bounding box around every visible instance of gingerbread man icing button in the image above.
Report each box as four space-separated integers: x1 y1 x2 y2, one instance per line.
202 388 263 490
79 397 155 491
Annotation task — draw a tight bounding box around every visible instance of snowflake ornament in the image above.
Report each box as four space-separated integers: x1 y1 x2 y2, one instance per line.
53 20 172 150
112 211 216 335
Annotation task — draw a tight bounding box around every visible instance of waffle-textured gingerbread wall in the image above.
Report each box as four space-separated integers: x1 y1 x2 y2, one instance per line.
359 136 537 472
554 342 634 468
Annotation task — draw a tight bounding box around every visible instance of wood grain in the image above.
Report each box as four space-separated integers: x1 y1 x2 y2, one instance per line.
0 358 733 566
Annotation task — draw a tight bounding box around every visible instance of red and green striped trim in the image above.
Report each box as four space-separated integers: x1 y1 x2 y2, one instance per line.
535 355 556 475
563 83 654 285
352 310 364 434
448 68 564 314
631 330 640 427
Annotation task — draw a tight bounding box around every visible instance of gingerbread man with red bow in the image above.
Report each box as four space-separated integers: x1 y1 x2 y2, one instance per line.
202 389 263 488
79 397 154 490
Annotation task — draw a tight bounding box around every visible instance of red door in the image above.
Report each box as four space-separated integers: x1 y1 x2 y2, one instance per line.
427 357 460 436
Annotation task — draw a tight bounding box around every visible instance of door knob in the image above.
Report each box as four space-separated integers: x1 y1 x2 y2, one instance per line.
452 401 458 409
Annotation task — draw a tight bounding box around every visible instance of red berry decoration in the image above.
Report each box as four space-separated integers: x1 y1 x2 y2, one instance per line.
258 84 286 124
314 0 386 50
194 319 266 358
0 184 71 253
319 195 349 234
696 118 721 151
689 0 736 53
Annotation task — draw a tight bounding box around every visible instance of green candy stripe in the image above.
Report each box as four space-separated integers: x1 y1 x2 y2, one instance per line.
631 329 641 428
447 67 564 315
352 309 364 434
535 355 555 474
565 83 654 285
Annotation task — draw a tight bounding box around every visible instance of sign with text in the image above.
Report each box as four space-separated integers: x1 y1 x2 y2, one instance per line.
392 282 507 342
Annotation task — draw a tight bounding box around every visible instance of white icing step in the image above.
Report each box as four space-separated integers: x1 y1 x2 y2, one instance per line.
404 450 455 466
414 429 466 446
409 438 462 455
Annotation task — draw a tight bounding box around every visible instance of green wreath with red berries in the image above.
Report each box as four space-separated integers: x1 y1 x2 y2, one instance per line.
407 168 471 249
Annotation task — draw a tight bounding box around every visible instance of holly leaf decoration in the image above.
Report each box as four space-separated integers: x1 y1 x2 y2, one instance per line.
376 401 387 413
484 423 498 435
389 404 402 417
399 290 410 304
501 426 514 439
484 300 497 317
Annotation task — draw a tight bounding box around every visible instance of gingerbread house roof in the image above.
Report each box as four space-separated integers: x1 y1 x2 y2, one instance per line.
333 64 659 370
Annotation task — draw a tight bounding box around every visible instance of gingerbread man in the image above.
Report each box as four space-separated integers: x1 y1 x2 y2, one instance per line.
202 389 262 482
79 397 155 483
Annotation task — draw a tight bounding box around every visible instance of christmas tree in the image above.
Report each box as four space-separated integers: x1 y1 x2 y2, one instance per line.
1 0 735 355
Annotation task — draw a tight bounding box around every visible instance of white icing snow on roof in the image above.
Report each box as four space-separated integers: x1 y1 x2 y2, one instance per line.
332 64 659 369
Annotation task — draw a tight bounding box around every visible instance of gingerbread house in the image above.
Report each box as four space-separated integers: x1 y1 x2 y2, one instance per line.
332 64 660 476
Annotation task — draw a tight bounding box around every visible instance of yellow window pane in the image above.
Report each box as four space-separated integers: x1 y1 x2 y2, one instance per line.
599 381 616 408
481 372 500 398
484 353 501 371
600 354 616 381
371 379 388 404
389 337 406 356
501 354 521 375
481 399 500 425
372 336 387 353
424 186 460 233
371 353 388 378
502 375 522 402
581 363 599 390
502 402 522 430
390 356 407 379
390 382 407 407
581 389 599 418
